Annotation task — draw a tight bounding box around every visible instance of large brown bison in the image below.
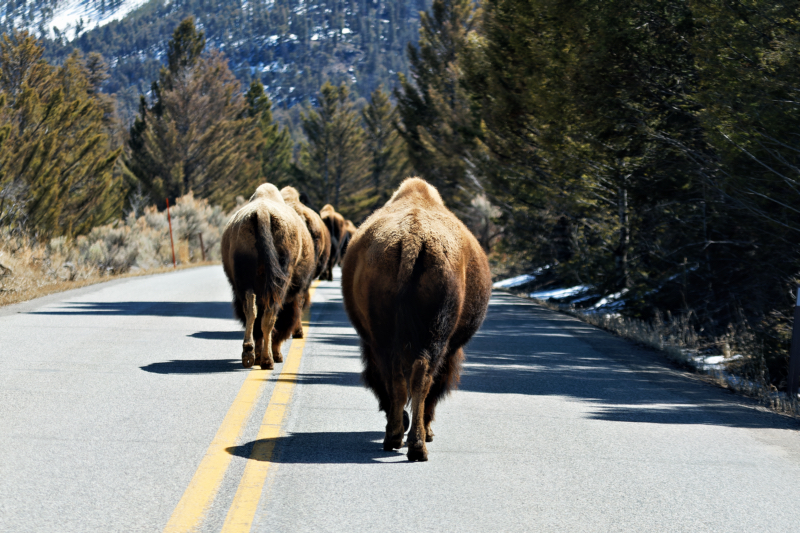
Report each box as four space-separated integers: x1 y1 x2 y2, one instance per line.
320 204 346 280
341 177 492 461
221 183 316 369
340 219 357 259
281 187 332 281
281 186 332 337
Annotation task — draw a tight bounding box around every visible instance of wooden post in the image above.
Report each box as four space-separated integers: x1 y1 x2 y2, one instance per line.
198 233 206 262
788 287 800 397
166 198 176 268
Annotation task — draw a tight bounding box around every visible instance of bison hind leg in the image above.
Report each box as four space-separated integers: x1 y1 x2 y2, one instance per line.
360 345 391 413
241 290 258 368
291 289 311 339
383 371 407 451
272 296 303 363
256 303 280 370
423 346 464 443
407 359 433 462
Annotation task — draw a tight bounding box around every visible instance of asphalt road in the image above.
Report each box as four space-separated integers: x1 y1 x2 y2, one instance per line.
1 266 799 532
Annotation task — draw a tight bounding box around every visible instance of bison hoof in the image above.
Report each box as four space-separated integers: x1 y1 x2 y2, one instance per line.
383 434 404 451
407 444 428 462
259 358 274 370
273 352 284 363
242 352 255 368
292 328 304 339
403 411 410 432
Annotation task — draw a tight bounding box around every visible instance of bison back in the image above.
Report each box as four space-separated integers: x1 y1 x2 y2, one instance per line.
222 201 294 324
343 206 490 375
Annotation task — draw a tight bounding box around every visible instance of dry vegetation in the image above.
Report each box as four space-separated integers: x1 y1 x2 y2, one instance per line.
0 193 229 307
564 305 799 417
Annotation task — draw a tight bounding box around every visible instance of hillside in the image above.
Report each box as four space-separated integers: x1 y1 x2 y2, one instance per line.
2 0 425 111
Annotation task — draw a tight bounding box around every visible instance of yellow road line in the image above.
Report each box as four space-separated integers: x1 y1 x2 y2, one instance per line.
220 282 319 533
163 370 269 533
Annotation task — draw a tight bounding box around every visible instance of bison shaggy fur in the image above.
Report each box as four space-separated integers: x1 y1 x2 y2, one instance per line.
281 187 332 281
221 183 316 369
341 177 492 461
281 186 332 337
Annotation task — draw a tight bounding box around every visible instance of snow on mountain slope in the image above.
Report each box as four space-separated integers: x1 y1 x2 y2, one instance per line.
50 0 150 37
4 0 152 39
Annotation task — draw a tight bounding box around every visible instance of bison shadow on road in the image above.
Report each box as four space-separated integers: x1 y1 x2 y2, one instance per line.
273 371 362 387
456 292 799 431
140 359 246 374
308 333 361 348
189 331 242 340
31 301 233 319
226 431 410 464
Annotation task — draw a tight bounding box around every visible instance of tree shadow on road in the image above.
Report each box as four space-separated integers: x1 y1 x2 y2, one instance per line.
31 301 233 320
226 431 409 464
457 292 799 430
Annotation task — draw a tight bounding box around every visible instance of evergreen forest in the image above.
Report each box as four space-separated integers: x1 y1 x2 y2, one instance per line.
3 0 800 391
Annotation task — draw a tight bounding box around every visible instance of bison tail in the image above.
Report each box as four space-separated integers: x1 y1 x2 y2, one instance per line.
251 210 288 310
394 242 459 368
396 231 424 289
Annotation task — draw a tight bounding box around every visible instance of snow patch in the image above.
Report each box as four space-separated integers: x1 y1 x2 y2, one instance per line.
48 0 150 39
493 274 536 289
592 289 628 310
529 286 588 300
492 266 549 289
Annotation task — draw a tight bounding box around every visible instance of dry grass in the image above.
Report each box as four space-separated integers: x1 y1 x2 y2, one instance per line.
0 262 215 307
0 192 227 307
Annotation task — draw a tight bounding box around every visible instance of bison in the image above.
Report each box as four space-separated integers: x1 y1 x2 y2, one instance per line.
341 177 492 461
221 183 316 369
281 186 332 337
320 204 346 281
281 187 332 281
340 219 357 259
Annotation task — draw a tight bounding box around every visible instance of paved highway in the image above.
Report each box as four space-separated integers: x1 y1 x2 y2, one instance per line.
1 266 799 532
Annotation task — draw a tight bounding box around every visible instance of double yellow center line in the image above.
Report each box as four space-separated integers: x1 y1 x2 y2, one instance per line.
164 281 319 533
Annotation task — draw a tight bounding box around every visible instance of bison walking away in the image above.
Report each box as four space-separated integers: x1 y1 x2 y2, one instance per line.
281 186 332 337
221 183 315 369
320 204 346 281
341 177 492 461
281 187 332 281
340 219 357 259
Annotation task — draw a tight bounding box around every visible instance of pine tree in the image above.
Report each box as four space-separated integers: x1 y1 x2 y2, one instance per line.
686 0 800 375
0 31 124 237
470 0 708 297
362 86 409 207
299 81 370 219
127 17 262 208
244 80 293 186
395 0 479 211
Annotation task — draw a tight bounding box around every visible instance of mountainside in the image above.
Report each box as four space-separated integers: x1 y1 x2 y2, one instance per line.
3 0 425 110
0 0 151 39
